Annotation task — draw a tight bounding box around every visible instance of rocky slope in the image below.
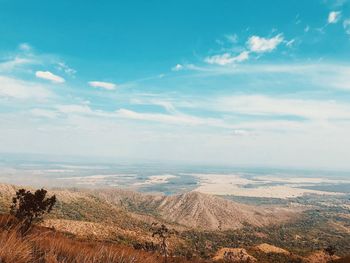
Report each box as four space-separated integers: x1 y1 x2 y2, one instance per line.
0 183 297 232
90 188 297 230
151 191 295 230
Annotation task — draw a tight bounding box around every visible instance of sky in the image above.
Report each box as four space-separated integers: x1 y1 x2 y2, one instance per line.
1 0 350 169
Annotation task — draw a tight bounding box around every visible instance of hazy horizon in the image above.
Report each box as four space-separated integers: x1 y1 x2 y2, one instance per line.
1 151 350 172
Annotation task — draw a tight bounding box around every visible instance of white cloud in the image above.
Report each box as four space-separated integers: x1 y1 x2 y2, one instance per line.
18 43 32 51
247 34 284 53
56 104 93 114
205 51 249 65
57 62 76 76
232 51 249 62
232 129 251 136
2 110 349 169
326 0 347 7
205 53 234 65
286 39 295 47
204 34 283 66
328 11 341 23
0 57 34 71
2 92 350 169
117 108 205 125
88 81 116 90
172 64 184 71
189 62 350 91
35 71 65 83
30 109 59 119
0 76 52 100
215 95 350 120
225 34 238 43
343 19 350 34
116 108 232 128
32 104 113 119
147 100 178 114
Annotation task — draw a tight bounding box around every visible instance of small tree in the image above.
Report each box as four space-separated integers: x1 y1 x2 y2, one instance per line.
324 245 336 257
151 223 175 263
10 188 56 234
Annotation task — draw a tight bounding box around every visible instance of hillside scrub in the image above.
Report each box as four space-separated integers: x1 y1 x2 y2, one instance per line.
0 228 157 262
0 214 206 263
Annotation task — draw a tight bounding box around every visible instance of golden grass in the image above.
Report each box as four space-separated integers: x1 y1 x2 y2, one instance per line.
0 229 33 263
0 214 205 263
0 214 160 263
0 229 160 263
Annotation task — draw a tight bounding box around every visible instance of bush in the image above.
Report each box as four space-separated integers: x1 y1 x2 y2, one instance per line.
10 188 56 234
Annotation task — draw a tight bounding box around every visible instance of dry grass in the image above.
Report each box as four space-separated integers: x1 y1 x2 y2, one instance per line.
0 229 159 263
0 214 160 263
0 214 205 263
0 229 33 263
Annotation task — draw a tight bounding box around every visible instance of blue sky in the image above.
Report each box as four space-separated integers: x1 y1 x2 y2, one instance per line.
1 0 350 169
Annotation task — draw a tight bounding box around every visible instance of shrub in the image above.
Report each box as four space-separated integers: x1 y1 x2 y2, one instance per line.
10 188 56 235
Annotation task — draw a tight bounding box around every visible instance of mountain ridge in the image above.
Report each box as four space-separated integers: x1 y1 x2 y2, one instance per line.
0 183 297 231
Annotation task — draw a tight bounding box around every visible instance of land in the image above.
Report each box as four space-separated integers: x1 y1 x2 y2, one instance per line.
0 181 349 262
190 173 348 199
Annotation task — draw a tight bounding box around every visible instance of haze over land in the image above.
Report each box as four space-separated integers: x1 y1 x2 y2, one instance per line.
1 156 349 198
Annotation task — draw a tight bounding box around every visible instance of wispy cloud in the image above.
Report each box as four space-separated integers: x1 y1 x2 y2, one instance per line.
214 95 350 120
18 43 32 51
0 76 52 100
117 108 202 126
328 11 341 23
343 19 350 34
247 34 284 53
30 108 59 119
204 33 284 66
0 57 35 71
205 51 249 66
116 108 236 129
56 104 93 114
186 62 350 91
225 34 238 43
205 53 233 66
88 81 116 90
172 64 184 71
325 0 348 8
285 39 296 47
35 71 65 83
56 62 76 76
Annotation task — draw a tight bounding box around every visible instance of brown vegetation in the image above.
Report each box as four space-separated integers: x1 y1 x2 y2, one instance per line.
0 214 206 263
213 248 257 262
0 183 298 232
0 184 349 263
0 214 157 263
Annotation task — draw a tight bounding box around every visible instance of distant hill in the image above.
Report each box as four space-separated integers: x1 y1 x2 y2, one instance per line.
148 191 295 230
0 183 297 232
89 187 298 230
